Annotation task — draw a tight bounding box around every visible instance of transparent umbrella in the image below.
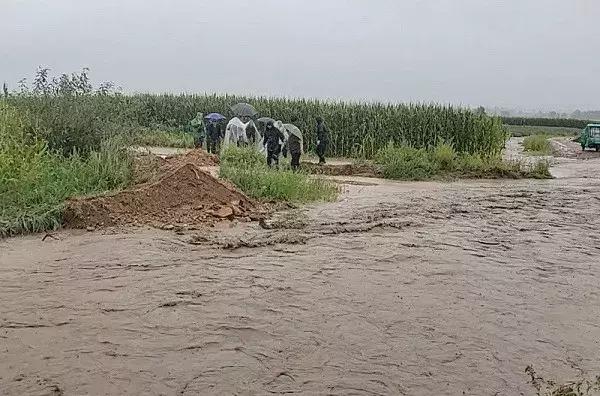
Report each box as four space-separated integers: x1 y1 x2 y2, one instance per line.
230 103 258 118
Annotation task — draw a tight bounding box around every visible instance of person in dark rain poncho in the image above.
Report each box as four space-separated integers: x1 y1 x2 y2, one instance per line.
315 116 329 165
263 121 285 167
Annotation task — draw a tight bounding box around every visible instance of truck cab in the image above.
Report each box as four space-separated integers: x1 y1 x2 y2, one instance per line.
580 124 600 152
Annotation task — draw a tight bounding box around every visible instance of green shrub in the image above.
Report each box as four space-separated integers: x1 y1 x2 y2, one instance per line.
432 141 457 171
220 145 265 168
374 142 435 180
11 95 128 155
531 159 552 178
0 102 132 236
457 153 486 172
522 134 552 155
372 141 551 181
455 154 551 179
219 146 338 203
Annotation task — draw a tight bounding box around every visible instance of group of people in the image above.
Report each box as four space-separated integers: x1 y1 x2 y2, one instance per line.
262 119 304 170
188 113 330 170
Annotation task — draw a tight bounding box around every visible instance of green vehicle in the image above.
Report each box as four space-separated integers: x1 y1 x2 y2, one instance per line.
580 124 600 151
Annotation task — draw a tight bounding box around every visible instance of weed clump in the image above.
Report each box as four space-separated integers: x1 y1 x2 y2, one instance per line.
525 365 600 396
375 143 434 180
374 141 551 181
219 146 338 203
523 134 552 155
0 102 132 236
132 127 195 148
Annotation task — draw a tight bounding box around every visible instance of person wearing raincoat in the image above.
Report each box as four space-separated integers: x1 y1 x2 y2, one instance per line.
315 116 329 164
263 121 285 167
283 124 303 171
206 121 222 154
223 117 249 147
189 112 206 148
245 120 259 146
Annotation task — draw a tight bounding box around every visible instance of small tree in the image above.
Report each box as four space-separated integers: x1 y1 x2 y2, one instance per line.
72 67 92 95
33 67 52 95
97 81 116 95
17 78 28 94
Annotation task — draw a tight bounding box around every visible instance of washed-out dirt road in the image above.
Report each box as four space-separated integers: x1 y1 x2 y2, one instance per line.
1 141 600 395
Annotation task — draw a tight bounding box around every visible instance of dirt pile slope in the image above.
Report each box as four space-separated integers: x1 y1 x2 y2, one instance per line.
161 149 219 170
133 149 220 184
65 162 257 229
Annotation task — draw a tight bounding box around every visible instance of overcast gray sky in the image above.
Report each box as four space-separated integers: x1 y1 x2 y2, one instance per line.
2 0 599 110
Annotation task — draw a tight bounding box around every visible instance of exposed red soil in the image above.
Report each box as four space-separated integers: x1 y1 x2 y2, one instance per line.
65 150 258 229
161 148 219 171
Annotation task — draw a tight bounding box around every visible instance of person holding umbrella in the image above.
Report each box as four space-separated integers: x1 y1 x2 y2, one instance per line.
206 121 222 154
245 119 259 146
204 113 226 154
283 122 303 171
315 116 329 165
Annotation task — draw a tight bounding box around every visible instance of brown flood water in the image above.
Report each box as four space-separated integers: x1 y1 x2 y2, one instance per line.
2 146 600 395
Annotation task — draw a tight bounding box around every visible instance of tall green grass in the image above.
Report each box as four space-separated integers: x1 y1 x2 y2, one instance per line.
522 135 552 155
374 141 551 180
0 102 132 236
219 146 338 202
131 127 195 148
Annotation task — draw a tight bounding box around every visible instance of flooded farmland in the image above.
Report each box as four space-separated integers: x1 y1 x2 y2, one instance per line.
1 142 600 395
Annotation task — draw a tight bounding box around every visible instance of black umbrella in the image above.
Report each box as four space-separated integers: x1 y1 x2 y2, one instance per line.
230 103 258 118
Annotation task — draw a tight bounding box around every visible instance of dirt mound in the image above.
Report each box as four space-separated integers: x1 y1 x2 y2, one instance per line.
133 149 219 184
65 163 258 229
162 149 219 170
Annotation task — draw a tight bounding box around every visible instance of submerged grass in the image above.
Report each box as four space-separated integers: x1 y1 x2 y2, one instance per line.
219 146 338 203
374 141 551 180
526 365 600 396
0 102 132 236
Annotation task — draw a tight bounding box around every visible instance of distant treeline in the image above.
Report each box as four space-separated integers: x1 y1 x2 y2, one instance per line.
501 117 593 129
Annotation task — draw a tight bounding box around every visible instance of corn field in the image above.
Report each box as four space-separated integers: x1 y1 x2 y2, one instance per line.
7 93 508 157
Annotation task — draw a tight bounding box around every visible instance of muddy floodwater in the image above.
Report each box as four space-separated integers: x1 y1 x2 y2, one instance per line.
2 142 600 395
